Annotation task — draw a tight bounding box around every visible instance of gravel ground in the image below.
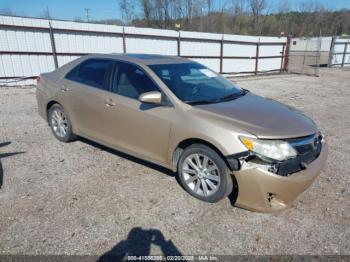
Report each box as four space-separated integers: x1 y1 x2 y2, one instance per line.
0 68 349 257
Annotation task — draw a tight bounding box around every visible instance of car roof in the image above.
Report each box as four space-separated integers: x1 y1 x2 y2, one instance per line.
82 53 192 66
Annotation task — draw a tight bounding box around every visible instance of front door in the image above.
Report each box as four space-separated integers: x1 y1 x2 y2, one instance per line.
102 61 173 165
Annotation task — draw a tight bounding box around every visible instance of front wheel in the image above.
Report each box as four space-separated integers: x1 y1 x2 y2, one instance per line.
177 144 233 203
48 104 76 142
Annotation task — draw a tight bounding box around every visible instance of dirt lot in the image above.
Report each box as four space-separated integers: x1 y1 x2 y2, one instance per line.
0 68 349 257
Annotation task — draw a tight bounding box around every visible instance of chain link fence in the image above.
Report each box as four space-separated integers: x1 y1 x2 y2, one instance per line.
328 36 350 68
287 37 325 76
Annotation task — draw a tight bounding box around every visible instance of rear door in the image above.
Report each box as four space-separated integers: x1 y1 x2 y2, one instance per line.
59 58 114 140
101 61 173 164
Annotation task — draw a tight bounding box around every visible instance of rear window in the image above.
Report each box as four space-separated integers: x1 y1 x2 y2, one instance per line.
65 59 114 90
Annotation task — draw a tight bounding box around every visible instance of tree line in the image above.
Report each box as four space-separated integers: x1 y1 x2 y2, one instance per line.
1 0 349 37
117 0 349 37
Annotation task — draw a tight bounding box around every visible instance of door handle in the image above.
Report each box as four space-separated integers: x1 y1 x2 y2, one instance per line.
60 86 70 92
105 99 116 107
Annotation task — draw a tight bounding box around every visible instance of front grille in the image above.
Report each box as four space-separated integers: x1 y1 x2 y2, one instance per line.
272 134 322 176
295 143 314 154
289 134 322 164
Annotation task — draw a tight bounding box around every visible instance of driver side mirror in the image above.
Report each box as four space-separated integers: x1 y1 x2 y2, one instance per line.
139 91 162 105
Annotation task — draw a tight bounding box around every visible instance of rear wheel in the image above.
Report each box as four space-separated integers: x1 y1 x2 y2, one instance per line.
178 144 233 203
48 104 76 142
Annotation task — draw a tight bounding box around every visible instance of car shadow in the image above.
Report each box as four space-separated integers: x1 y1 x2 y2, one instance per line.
0 141 25 189
98 227 183 261
78 138 176 178
78 138 239 208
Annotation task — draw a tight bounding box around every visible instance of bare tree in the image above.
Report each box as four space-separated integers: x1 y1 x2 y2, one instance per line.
140 0 152 26
219 0 229 33
276 0 290 35
161 0 171 28
249 0 267 35
231 0 247 33
298 0 322 13
297 0 324 36
206 0 213 31
119 0 136 25
131 0 348 36
186 0 194 25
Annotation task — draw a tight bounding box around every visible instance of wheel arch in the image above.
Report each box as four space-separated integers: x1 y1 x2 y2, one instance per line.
172 137 239 204
171 138 229 172
46 100 61 120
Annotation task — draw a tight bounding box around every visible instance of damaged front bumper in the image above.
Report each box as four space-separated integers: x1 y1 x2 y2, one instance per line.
230 140 328 212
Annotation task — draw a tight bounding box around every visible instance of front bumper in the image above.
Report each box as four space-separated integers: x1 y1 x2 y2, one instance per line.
233 140 328 212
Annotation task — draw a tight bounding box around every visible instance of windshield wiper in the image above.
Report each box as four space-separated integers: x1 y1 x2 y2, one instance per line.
185 90 248 105
185 99 216 105
214 91 245 103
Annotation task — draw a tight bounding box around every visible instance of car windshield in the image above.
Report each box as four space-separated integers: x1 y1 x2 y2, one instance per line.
150 63 245 105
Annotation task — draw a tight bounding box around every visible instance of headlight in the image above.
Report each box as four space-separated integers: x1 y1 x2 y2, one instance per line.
239 136 297 161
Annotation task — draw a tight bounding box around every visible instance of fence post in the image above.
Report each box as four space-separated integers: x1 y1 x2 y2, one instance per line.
316 36 322 77
122 26 126 53
255 39 260 75
280 43 285 72
283 35 291 72
48 22 58 69
220 36 224 74
327 36 336 68
177 31 181 57
301 38 309 74
341 43 348 67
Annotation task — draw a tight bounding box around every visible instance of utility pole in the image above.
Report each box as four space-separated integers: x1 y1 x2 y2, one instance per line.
84 8 90 22
46 5 51 20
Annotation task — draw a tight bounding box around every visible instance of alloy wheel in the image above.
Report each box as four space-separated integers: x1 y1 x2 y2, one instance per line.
51 108 68 138
182 153 221 197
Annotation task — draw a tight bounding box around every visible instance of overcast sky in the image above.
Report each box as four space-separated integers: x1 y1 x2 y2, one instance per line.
0 0 349 21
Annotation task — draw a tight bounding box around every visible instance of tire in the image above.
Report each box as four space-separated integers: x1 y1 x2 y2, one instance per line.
177 144 233 203
48 104 76 142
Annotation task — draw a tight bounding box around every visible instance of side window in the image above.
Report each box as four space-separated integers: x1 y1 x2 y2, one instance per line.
160 69 171 80
112 62 159 99
66 65 79 81
66 59 113 90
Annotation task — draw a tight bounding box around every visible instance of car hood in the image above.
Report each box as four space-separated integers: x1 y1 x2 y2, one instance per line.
193 93 318 139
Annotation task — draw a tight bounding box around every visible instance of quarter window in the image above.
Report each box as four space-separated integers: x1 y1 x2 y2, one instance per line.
65 65 79 81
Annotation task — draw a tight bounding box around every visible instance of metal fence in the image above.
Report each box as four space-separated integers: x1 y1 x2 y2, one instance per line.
328 36 350 68
0 15 288 86
287 37 329 76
